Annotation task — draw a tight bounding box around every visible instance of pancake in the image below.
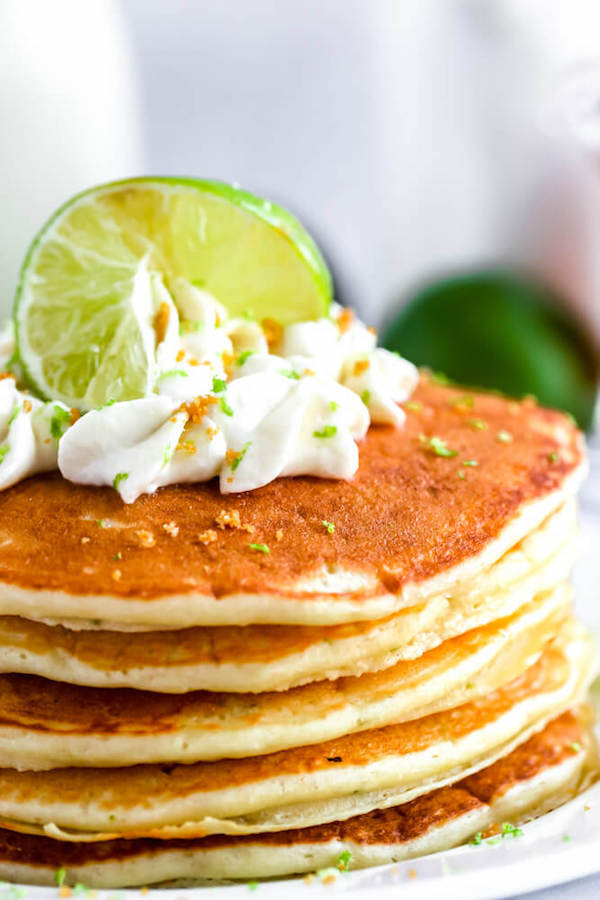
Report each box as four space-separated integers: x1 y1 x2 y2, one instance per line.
0 501 576 693
0 587 571 770
0 378 585 627
0 622 592 842
0 709 593 887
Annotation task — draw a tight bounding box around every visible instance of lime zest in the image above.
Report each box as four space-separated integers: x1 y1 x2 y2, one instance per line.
50 404 71 440
113 472 129 491
313 425 337 439
236 350 255 366
157 369 189 382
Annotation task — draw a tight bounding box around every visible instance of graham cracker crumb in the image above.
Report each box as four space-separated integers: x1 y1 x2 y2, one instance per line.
162 521 179 537
337 308 355 333
198 529 218 545
153 301 171 346
215 508 254 534
136 529 156 548
178 394 217 425
261 317 283 349
81 536 91 544
112 569 122 582
276 529 284 541
353 358 370 375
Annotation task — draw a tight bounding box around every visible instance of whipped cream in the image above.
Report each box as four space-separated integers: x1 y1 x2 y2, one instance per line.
1 284 418 501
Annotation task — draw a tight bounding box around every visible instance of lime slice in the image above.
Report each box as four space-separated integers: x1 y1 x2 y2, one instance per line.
14 177 332 409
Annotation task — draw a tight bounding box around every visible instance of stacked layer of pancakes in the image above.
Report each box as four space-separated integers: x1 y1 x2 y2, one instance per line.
0 376 596 887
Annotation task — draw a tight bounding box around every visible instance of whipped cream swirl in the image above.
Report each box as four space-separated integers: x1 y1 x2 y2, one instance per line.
0 284 417 501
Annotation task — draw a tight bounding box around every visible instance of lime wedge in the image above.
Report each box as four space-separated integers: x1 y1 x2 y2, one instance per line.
14 177 332 409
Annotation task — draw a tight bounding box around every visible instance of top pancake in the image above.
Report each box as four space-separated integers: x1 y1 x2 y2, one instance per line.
0 376 584 626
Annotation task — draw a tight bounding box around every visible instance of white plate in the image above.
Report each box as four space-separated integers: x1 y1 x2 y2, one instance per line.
8 476 600 900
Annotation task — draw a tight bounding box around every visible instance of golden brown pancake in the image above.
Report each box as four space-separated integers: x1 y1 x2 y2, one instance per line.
0 709 593 887
0 589 570 769
0 624 591 842
0 500 574 692
0 377 584 626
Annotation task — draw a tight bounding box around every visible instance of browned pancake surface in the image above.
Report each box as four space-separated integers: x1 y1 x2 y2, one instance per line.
0 710 585 867
0 642 568 799
0 377 582 600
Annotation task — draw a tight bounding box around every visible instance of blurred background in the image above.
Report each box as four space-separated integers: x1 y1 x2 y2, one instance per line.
3 0 600 430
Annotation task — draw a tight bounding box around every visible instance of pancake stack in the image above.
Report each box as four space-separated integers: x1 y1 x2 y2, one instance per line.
0 375 595 887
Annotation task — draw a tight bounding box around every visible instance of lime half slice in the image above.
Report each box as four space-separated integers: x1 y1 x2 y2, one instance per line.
14 177 332 409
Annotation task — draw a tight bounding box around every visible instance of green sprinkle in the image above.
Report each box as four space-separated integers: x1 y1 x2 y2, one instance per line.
157 368 189 382
330 400 339 412
548 451 559 463
452 395 474 409
313 425 337 439
247 882 259 892
570 741 582 753
469 832 483 846
466 417 487 431
562 834 572 842
497 430 513 443
458 469 465 479
73 884 90 896
112 472 129 491
231 441 251 471
431 371 451 385
360 389 371 406
0 444 9 465
236 350 255 366
212 376 227 393
501 822 523 839
113 552 122 561
463 459 478 467
50 404 71 440
249 542 270 554
219 397 234 417
419 434 458 457
97 520 105 528
279 369 301 380
54 868 67 887
322 520 335 534
242 308 255 321
162 442 173 467
337 849 352 871
8 402 20 425
486 837 502 846
405 401 422 412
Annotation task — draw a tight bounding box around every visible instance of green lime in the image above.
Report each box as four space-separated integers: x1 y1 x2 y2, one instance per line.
14 177 331 409
382 270 598 430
